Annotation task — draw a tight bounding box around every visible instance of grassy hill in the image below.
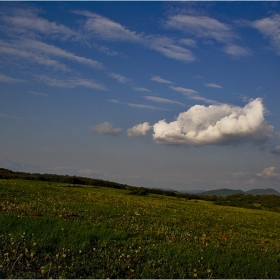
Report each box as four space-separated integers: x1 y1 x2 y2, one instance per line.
1 179 280 278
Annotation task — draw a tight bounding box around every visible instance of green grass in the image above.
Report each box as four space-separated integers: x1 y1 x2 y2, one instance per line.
1 179 280 278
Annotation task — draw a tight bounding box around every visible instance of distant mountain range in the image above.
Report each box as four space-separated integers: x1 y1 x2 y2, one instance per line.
180 190 206 194
198 188 280 197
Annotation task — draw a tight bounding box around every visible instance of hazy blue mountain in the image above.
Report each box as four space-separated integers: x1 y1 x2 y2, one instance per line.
245 188 280 196
200 188 245 196
199 188 280 197
180 190 206 194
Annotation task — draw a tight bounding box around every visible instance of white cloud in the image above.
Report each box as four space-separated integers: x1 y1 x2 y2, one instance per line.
127 122 152 137
170 86 198 94
0 40 69 72
38 75 108 91
188 95 220 105
205 83 222 89
180 38 197 47
108 99 121 104
77 11 196 62
271 145 280 155
165 14 234 43
252 14 280 55
137 98 273 146
143 96 184 106
77 11 141 42
223 44 251 58
256 167 280 180
133 87 151 92
23 39 103 69
1 8 80 41
88 122 122 136
170 86 220 104
110 73 129 83
165 14 253 60
151 76 173 84
235 167 280 183
109 99 168 110
0 39 103 71
127 103 167 110
148 36 196 62
0 74 25 83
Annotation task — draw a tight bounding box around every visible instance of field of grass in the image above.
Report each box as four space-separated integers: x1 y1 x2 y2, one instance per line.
1 179 280 278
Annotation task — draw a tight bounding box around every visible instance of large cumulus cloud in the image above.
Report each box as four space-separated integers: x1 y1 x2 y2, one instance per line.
129 98 274 146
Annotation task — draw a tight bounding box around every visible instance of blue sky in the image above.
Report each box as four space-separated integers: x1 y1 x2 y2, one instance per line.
1 1 280 192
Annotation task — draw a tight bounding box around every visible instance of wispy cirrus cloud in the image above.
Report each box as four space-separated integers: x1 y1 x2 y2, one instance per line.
108 99 169 110
109 72 129 83
76 11 142 42
148 36 196 62
205 83 222 88
180 38 197 47
223 44 251 58
151 75 173 84
0 39 103 71
23 39 103 69
165 14 252 59
0 74 25 83
143 96 185 106
127 103 168 110
1 8 80 41
38 75 108 91
133 87 151 92
170 86 198 94
0 40 69 71
76 11 196 63
251 14 280 55
0 112 20 119
170 86 218 104
165 14 234 43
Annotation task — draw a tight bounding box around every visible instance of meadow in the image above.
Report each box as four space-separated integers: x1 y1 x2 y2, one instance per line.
0 179 280 279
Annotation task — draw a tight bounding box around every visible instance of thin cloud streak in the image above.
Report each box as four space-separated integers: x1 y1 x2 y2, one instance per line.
38 75 108 91
0 74 25 83
108 99 169 110
170 86 198 94
133 87 151 92
165 14 234 43
0 113 20 119
0 39 103 71
252 14 280 55
151 75 173 84
76 11 196 62
109 73 129 83
1 8 81 41
205 83 222 88
143 96 185 106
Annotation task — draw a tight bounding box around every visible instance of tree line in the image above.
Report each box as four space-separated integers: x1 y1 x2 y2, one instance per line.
0 168 279 212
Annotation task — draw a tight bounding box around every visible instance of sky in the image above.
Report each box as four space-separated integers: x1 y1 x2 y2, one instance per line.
1 1 280 192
